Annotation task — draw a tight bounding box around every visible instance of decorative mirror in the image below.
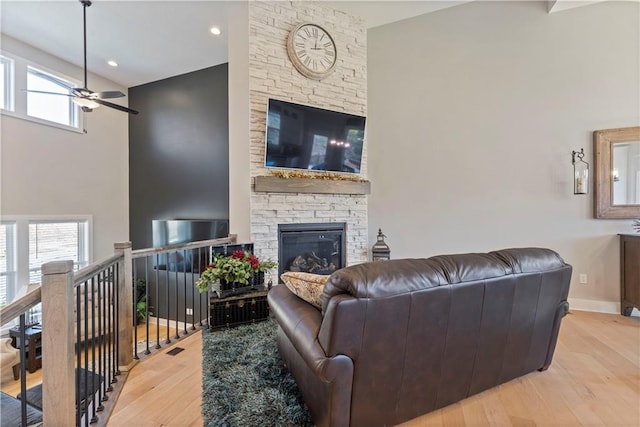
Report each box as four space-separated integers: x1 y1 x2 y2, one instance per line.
594 126 640 218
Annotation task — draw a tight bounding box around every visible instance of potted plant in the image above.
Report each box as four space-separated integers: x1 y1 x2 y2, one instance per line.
195 250 276 297
135 278 152 324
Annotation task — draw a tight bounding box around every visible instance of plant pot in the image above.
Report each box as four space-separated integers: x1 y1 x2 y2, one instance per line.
212 275 267 299
214 279 251 299
250 272 265 287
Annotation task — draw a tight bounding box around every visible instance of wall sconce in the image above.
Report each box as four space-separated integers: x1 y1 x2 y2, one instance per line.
371 229 391 261
572 148 589 195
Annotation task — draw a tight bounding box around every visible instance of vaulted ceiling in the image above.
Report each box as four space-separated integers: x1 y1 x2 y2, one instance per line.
0 0 606 88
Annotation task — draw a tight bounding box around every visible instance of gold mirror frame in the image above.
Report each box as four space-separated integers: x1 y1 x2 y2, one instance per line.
594 126 640 218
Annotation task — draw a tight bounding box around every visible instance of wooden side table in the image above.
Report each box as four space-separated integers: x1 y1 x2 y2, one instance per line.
9 325 43 373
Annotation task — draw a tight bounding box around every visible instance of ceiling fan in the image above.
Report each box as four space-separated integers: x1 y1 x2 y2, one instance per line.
26 0 138 115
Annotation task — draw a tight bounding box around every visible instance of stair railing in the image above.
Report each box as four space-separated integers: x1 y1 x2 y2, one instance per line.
0 235 235 426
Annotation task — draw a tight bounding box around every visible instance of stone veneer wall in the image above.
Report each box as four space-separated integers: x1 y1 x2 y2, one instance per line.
247 1 368 270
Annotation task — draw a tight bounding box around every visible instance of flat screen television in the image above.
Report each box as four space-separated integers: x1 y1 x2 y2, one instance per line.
264 98 366 174
152 219 229 272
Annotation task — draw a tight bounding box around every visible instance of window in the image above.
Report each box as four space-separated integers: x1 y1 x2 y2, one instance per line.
0 216 91 310
27 66 79 128
0 55 14 111
0 51 82 132
0 223 17 307
28 221 89 284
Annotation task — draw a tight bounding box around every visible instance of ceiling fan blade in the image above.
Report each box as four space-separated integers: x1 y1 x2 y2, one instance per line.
96 91 125 99
94 98 139 115
23 89 73 97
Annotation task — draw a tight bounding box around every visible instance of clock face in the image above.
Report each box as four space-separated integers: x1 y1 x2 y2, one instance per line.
287 23 337 79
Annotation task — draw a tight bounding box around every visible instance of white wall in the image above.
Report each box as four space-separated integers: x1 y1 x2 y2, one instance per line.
0 35 129 261
368 1 639 310
228 2 251 243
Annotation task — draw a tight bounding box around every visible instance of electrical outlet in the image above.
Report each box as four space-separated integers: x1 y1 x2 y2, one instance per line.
186 308 193 315
579 274 588 284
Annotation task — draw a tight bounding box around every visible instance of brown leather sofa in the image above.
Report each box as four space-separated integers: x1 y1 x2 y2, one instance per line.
267 248 572 427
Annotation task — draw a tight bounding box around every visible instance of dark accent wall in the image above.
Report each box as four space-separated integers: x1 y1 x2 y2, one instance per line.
129 64 229 249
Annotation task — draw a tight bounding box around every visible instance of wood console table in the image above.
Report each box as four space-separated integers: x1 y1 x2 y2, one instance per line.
9 325 43 373
619 234 640 316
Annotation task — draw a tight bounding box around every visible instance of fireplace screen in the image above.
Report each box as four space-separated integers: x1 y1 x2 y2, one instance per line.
278 223 346 282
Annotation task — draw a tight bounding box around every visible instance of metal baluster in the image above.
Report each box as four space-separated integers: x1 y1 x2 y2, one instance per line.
183 249 188 336
112 264 120 383
83 281 90 427
174 252 179 339
198 247 204 327
165 260 170 344
107 266 114 393
100 269 109 405
155 254 161 349
133 260 139 360
90 276 98 423
19 314 27 427
190 253 196 330
76 283 82 427
144 259 150 355
96 270 104 411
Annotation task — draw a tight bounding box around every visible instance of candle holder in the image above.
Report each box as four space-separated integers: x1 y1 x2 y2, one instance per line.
572 148 589 195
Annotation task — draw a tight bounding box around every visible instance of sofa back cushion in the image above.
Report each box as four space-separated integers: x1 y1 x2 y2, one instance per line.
318 247 572 426
321 248 567 313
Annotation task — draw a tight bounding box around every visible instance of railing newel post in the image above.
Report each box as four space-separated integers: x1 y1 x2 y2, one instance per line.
41 260 75 426
115 242 134 371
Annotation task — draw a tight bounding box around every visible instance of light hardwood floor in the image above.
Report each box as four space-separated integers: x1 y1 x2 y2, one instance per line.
103 310 638 426
107 329 203 427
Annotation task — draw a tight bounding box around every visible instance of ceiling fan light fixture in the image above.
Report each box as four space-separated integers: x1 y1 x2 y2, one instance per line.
72 97 100 109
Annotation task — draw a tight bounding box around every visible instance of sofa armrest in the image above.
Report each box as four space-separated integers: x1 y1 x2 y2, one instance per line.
268 285 347 382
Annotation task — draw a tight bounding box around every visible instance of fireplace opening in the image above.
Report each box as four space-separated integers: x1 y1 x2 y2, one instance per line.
278 223 346 282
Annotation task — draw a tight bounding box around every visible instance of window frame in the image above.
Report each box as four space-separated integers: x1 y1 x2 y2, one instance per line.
0 55 15 112
0 51 84 133
0 222 17 307
26 65 80 128
0 215 93 299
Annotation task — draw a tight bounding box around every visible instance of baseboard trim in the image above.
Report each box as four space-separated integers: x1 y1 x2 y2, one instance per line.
568 298 640 317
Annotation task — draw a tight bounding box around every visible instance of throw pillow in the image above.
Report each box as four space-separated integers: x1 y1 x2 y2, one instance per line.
280 272 331 310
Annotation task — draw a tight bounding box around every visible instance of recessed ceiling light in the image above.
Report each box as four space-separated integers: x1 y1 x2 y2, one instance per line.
210 26 222 36
107 60 118 67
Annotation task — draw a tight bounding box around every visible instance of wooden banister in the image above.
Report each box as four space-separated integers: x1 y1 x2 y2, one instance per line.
0 285 42 327
131 235 237 258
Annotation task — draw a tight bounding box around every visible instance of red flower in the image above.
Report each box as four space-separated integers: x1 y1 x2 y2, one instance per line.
248 255 259 269
231 250 246 259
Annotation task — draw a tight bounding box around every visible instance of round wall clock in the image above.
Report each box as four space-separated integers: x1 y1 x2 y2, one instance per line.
286 22 337 80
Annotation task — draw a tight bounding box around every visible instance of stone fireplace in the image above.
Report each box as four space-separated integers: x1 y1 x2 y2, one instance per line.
245 1 368 274
277 223 346 281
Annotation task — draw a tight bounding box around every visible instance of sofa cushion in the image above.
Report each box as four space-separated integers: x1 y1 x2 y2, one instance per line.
321 248 568 314
281 272 331 310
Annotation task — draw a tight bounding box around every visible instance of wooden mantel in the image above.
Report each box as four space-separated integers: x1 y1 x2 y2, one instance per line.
253 175 371 195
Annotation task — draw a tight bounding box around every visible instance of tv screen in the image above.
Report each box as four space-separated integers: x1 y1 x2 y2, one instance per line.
264 99 366 174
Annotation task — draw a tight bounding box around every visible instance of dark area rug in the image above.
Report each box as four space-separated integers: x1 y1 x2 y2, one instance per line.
202 319 313 427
